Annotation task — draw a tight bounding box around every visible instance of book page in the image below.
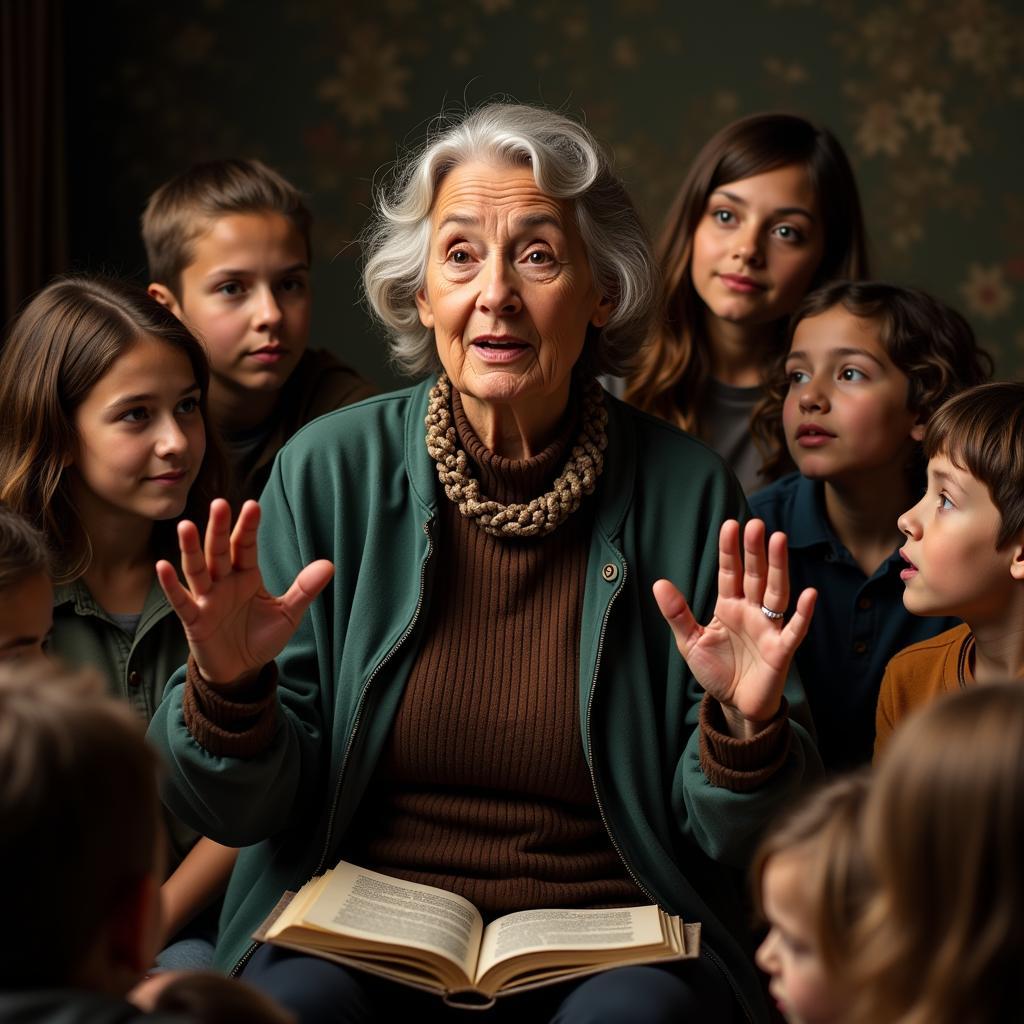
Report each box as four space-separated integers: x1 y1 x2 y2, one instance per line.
476 905 666 979
302 862 483 979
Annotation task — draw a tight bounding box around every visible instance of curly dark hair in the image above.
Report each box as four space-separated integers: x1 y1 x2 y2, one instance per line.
752 280 993 484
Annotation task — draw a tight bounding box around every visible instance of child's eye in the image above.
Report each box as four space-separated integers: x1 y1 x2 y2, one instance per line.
217 281 243 297
839 367 867 382
279 277 306 294
787 368 810 385
712 209 734 225
120 406 149 423
938 492 955 511
773 223 804 243
176 396 200 415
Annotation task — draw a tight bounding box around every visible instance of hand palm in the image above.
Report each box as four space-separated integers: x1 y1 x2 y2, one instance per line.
654 520 816 729
156 500 334 684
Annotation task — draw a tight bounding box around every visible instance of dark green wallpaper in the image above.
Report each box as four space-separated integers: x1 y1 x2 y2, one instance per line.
67 0 1024 388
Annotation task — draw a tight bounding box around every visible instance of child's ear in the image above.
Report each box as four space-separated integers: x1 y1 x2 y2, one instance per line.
910 412 927 442
1010 534 1024 582
147 283 183 319
415 287 435 330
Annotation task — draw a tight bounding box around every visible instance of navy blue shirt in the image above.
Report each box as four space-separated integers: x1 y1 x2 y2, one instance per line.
750 472 960 770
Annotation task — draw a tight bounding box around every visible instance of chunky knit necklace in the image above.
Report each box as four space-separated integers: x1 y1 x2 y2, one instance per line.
425 373 608 538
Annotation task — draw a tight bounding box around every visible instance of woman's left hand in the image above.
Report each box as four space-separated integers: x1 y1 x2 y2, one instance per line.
653 519 816 739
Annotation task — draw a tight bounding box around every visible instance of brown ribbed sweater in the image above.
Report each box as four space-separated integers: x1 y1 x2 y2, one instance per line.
344 391 645 917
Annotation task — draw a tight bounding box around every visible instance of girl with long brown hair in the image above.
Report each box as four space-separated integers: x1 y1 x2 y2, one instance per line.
849 684 1024 1024
625 113 869 492
0 274 231 970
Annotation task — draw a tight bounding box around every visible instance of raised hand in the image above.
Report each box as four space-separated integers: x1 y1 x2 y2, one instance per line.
156 499 334 685
653 519 816 738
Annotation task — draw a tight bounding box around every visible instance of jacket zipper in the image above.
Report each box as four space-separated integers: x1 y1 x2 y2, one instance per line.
584 556 754 1024
231 518 435 978
584 557 658 905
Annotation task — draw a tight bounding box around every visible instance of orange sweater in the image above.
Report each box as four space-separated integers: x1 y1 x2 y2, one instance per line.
874 624 973 760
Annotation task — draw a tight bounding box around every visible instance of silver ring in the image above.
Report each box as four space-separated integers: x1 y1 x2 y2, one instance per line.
760 604 785 621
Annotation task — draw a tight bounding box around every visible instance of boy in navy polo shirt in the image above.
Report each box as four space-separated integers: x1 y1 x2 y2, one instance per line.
750 281 989 769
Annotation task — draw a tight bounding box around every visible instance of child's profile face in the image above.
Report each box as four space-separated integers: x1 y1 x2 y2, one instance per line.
782 306 923 484
0 570 52 664
897 450 1017 621
756 853 845 1024
69 335 206 528
690 163 824 331
171 211 311 407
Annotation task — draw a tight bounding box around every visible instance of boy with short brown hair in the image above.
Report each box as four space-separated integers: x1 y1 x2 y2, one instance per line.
143 158 376 506
0 662 295 1023
875 382 1024 755
0 662 170 1016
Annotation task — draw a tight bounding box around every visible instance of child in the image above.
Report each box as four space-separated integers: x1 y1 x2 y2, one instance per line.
0 504 53 664
749 282 992 770
142 157 377 506
0 275 231 969
850 684 1024 1024
0 661 294 1024
752 774 869 1024
874 381 1024 755
624 113 869 492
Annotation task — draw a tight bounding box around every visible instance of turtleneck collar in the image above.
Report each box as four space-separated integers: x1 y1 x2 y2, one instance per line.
450 388 578 506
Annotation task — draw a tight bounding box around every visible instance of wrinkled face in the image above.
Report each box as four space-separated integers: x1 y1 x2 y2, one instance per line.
897 451 1022 622
415 160 612 413
172 211 311 400
782 307 922 483
70 335 206 529
756 853 846 1024
691 164 825 329
0 572 52 665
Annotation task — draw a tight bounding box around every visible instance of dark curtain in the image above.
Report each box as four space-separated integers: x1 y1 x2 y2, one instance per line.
1 0 66 336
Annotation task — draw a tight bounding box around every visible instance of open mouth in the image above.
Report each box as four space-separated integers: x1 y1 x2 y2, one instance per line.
795 423 835 447
899 548 918 580
471 338 531 362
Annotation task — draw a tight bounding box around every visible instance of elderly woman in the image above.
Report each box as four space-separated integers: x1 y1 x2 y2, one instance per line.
149 104 820 1023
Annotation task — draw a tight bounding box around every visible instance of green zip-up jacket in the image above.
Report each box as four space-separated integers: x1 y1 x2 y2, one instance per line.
50 580 199 869
148 379 822 1022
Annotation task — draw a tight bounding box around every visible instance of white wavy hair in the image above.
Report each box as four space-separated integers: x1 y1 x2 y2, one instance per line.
362 103 659 378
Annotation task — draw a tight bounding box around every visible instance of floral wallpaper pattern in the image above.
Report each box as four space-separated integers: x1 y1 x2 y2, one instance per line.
69 0 1024 386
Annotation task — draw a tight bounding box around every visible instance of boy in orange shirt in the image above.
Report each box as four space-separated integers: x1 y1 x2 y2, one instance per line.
874 382 1024 756
143 159 377 506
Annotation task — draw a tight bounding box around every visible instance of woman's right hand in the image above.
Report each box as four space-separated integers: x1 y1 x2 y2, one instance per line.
156 498 334 685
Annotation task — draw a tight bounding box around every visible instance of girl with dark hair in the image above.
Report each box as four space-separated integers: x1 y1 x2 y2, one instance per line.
625 113 869 492
748 281 992 769
0 274 231 969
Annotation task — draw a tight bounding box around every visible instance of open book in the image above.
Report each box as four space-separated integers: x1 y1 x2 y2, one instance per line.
255 861 699 1008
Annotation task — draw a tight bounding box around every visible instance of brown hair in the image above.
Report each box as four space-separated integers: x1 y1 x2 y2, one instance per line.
625 113 869 434
847 684 1024 1024
142 158 312 297
752 281 994 482
923 382 1024 549
0 661 161 988
0 504 52 592
752 773 870 977
0 275 226 583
